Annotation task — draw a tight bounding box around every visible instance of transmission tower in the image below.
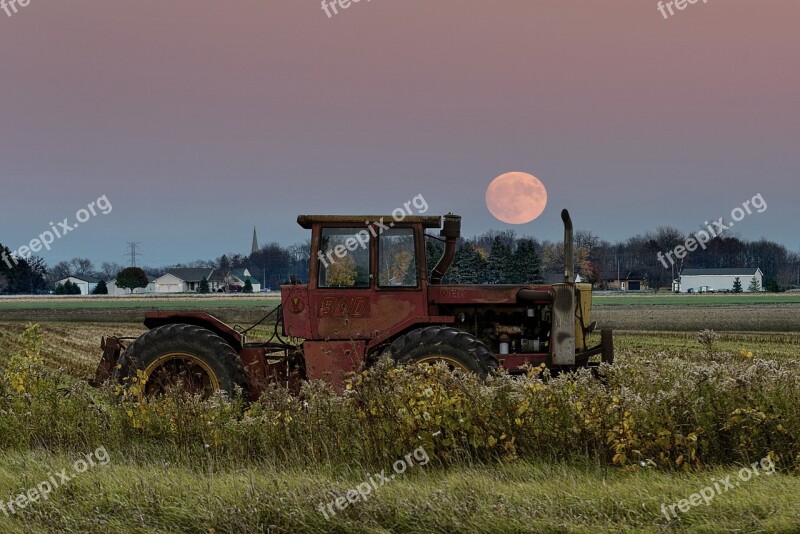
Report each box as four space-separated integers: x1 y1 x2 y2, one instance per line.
125 242 142 267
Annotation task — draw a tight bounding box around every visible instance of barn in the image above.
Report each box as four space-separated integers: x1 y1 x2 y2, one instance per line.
54 275 100 295
675 268 763 293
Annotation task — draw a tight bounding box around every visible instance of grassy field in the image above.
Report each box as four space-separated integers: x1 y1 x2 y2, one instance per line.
0 315 798 533
0 295 280 324
593 293 800 331
3 293 800 332
0 292 796 311
0 294 281 310
1 453 798 534
594 293 800 306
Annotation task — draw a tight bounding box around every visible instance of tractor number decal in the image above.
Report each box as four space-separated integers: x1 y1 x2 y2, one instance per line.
439 288 465 299
318 296 370 318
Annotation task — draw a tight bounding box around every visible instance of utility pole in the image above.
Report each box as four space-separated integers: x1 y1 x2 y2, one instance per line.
125 242 141 268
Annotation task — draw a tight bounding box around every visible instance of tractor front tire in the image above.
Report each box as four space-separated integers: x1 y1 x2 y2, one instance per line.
114 324 248 399
387 326 498 378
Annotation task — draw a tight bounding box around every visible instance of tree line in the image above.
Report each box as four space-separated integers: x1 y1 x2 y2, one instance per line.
1 226 798 295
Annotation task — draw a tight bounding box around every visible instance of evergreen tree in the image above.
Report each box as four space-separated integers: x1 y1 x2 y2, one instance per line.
484 236 513 283
764 277 781 293
450 242 485 284
732 277 743 293
425 240 444 277
198 277 210 294
57 280 81 295
748 276 761 292
243 279 253 293
92 280 109 295
0 244 47 294
510 238 543 284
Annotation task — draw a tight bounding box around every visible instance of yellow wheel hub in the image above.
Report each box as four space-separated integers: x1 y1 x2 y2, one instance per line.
415 355 470 372
141 352 220 397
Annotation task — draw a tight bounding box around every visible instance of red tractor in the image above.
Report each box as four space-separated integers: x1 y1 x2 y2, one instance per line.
93 210 613 399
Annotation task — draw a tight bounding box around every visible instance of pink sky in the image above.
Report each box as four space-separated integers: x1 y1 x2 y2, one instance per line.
1 1 798 264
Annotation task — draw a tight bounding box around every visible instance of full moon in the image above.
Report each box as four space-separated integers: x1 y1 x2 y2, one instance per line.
485 172 548 224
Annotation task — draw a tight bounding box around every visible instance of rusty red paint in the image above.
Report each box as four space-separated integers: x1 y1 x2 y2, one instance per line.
282 285 312 339
303 340 365 391
498 353 549 371
96 212 611 399
143 312 243 348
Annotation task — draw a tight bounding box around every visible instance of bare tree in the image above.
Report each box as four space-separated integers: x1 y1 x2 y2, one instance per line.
217 255 233 292
574 230 601 258
101 262 123 280
46 261 72 286
69 257 94 276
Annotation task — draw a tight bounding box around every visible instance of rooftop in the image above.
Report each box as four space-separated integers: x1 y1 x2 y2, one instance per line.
681 268 761 277
297 214 443 230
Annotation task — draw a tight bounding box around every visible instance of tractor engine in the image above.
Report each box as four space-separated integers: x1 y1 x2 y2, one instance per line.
451 304 554 356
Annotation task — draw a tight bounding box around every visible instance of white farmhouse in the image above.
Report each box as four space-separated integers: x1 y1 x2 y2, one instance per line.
152 268 217 293
675 268 763 293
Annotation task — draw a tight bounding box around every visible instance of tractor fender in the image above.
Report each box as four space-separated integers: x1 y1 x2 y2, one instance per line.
142 312 244 351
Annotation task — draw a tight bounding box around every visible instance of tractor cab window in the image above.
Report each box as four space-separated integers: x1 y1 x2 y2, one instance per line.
318 227 371 288
379 228 418 287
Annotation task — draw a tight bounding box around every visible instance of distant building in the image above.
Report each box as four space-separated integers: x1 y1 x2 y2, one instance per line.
596 271 647 291
674 268 763 293
232 268 262 292
542 273 584 285
106 280 155 295
153 268 218 293
54 275 100 295
252 227 259 255
151 268 261 293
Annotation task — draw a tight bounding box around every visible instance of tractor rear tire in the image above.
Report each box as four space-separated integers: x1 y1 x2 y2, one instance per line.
114 324 248 399
387 326 498 378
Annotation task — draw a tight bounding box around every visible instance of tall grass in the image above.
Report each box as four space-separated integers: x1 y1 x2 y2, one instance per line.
1 324 798 473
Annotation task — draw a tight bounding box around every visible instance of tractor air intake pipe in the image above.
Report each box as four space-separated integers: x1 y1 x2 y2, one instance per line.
561 209 574 284
430 213 461 284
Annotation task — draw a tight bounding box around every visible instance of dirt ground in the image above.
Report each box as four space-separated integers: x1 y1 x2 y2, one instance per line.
1 297 799 332
593 303 800 331
0 306 273 324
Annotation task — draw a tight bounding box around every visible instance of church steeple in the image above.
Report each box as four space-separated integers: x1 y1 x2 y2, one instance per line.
251 227 259 255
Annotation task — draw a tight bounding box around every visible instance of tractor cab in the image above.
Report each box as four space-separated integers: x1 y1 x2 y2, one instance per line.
280 215 445 383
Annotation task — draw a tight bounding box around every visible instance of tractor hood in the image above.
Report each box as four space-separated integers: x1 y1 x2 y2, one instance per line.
428 284 555 305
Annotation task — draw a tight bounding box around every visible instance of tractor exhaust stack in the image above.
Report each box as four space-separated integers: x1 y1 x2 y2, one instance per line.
430 213 461 284
561 209 574 284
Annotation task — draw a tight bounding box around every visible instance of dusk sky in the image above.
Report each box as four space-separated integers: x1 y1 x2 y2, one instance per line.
1 1 798 267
